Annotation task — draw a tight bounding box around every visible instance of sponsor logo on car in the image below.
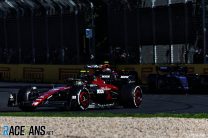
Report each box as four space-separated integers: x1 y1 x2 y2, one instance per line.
101 75 110 78
97 89 105 94
120 75 129 79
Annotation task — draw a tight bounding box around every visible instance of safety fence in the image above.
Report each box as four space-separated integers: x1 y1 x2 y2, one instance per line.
0 0 91 64
0 64 208 84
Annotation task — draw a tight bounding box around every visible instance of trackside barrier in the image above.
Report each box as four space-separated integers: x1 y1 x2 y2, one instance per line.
59 68 82 80
0 64 208 84
117 64 208 84
0 67 10 81
23 67 44 82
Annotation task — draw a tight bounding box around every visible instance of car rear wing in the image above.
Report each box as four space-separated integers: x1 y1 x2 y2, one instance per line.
156 66 188 74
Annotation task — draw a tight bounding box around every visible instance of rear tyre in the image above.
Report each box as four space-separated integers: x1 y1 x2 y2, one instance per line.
17 87 37 112
120 84 142 108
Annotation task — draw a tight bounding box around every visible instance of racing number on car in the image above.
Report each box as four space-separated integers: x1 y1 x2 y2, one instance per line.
97 89 104 94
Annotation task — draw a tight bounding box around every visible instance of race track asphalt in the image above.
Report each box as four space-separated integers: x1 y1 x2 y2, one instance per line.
1 82 208 113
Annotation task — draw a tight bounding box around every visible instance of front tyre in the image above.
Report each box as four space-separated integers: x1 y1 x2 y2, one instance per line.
17 87 38 112
77 90 90 110
69 89 90 111
120 84 142 108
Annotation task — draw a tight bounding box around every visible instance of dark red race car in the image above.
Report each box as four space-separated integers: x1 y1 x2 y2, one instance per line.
8 64 142 111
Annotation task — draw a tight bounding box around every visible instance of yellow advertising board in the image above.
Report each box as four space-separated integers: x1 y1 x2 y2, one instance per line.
0 64 208 84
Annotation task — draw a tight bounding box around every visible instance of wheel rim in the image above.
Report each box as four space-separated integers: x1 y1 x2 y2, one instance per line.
79 91 90 110
134 87 142 107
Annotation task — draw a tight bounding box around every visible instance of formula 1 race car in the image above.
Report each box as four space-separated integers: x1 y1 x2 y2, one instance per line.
8 63 142 111
147 66 190 93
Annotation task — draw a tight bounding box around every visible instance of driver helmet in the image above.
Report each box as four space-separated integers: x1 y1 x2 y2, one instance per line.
101 61 111 72
30 86 37 94
102 67 111 72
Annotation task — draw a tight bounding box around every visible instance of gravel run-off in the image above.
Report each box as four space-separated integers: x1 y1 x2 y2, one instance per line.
0 117 208 138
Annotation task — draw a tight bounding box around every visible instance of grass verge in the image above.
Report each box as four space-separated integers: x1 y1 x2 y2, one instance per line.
0 112 208 118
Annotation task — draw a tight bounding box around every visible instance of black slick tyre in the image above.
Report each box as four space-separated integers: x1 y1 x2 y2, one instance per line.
69 89 90 111
17 87 37 112
120 84 142 108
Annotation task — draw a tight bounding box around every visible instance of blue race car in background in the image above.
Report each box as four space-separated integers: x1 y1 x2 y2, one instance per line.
147 66 192 93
